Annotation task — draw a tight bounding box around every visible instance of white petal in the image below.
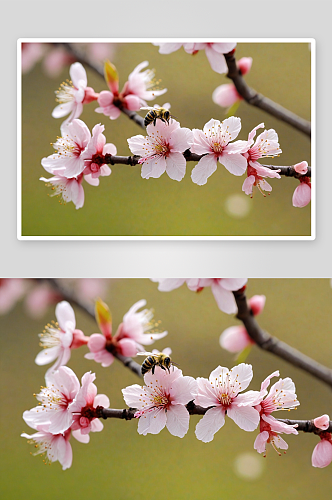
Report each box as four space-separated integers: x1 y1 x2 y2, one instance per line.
191 155 217 185
227 405 259 431
195 407 225 443
166 405 190 437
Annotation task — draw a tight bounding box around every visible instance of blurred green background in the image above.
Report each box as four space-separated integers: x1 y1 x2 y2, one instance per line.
1 278 331 499
21 42 311 236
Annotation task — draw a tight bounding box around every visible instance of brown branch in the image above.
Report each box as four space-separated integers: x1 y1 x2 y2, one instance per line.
99 405 332 433
97 153 312 178
233 289 332 388
44 279 143 378
224 51 311 137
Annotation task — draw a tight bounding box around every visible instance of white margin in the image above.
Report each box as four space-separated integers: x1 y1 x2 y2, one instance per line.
17 38 316 241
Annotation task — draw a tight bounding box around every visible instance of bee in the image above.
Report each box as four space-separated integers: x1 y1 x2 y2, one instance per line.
141 106 173 127
137 351 176 375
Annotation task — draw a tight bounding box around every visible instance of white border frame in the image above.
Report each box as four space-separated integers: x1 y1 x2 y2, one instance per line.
17 38 316 241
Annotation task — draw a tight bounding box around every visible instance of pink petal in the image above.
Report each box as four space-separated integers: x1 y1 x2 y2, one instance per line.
312 440 332 468
314 414 330 430
191 154 217 185
294 161 308 175
205 46 228 74
228 364 253 387
292 183 311 208
35 346 61 366
70 62 87 89
72 429 90 443
254 431 269 453
122 384 146 408
211 283 237 314
219 326 252 353
165 152 186 181
248 295 266 316
227 405 260 431
87 333 107 352
56 301 76 332
242 176 255 195
195 406 225 442
212 84 240 108
137 407 167 435
141 157 167 179
219 152 247 176
166 405 190 437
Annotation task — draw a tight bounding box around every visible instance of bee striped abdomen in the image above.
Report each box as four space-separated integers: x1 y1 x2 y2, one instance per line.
141 356 156 375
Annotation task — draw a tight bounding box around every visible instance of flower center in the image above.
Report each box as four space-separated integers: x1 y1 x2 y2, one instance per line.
53 134 82 158
55 80 75 104
153 393 169 407
39 321 61 349
219 393 232 406
212 142 223 154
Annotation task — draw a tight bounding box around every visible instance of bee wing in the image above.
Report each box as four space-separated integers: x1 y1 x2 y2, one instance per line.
140 106 154 111
137 351 154 356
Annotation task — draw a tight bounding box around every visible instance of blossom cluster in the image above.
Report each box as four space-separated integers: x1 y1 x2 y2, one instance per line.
123 363 300 457
22 366 109 469
39 55 311 210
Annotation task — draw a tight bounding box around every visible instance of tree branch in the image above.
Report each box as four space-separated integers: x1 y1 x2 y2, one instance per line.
233 289 332 388
95 153 312 178
99 405 332 433
224 51 311 137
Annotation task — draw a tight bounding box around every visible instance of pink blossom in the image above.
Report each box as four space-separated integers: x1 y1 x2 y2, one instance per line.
23 366 80 434
151 278 247 314
69 372 110 443
292 164 311 208
242 123 282 197
219 295 265 353
154 42 237 74
41 119 91 179
21 426 73 470
311 414 332 468
253 371 299 456
195 364 260 442
212 57 253 108
122 366 197 437
82 123 116 185
40 173 85 209
85 299 168 367
122 61 167 104
95 60 167 119
35 301 88 377
95 90 122 120
0 278 27 314
52 63 99 125
128 119 193 181
191 117 248 185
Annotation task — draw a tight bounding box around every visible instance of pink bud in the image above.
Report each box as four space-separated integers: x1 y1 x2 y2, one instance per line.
71 329 90 349
123 94 141 111
292 182 311 208
87 333 107 353
212 84 241 108
238 57 253 75
312 439 332 468
219 325 254 353
118 338 138 357
294 161 308 175
248 295 266 316
314 414 330 430
83 87 99 104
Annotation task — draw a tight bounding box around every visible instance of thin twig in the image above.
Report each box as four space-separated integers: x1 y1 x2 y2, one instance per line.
233 289 332 388
224 51 311 137
99 405 332 433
